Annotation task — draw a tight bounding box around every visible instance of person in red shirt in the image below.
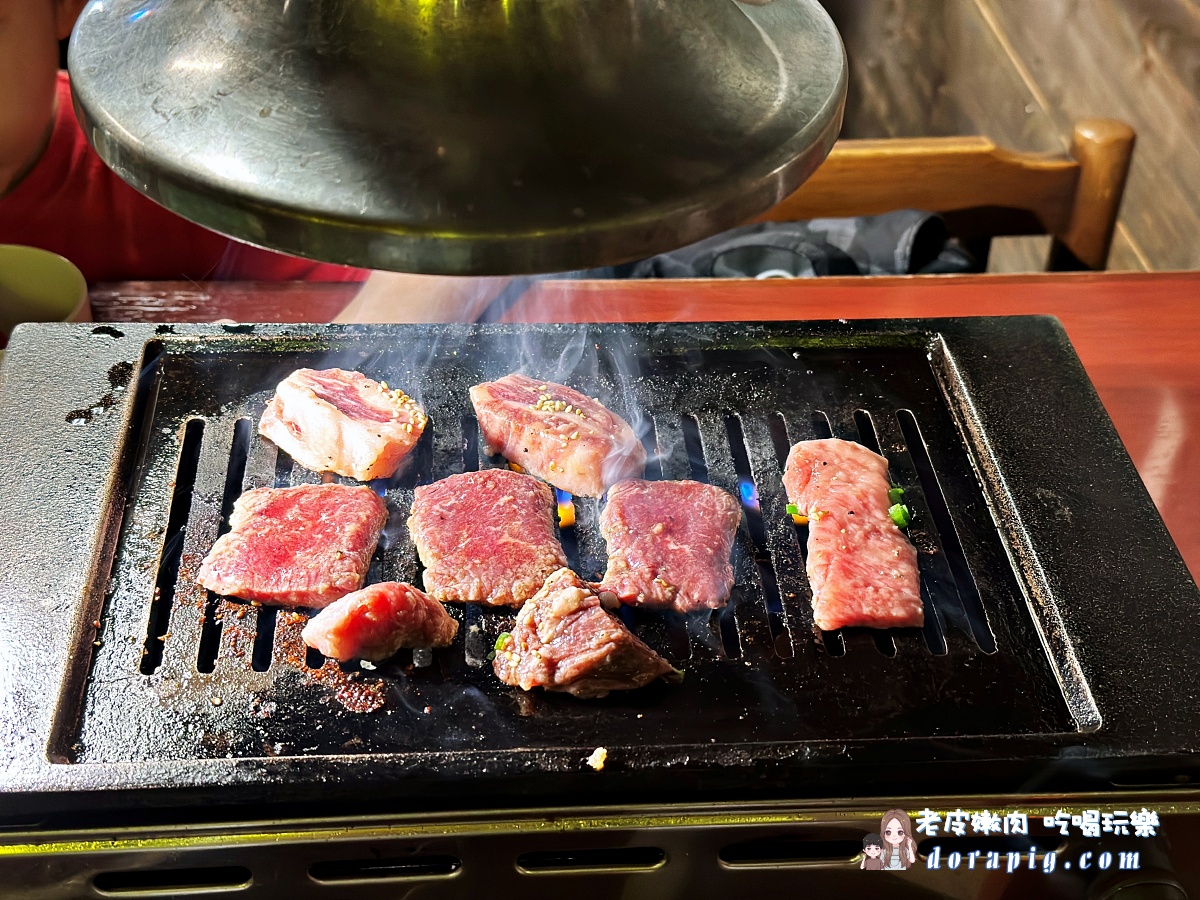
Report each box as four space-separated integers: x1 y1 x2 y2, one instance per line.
0 0 365 283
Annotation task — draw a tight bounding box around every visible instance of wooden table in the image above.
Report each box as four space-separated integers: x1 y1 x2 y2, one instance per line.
91 270 1200 581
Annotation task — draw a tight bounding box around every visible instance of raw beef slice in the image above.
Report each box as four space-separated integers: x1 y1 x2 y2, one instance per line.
469 373 645 498
783 438 923 631
408 469 568 607
197 483 388 608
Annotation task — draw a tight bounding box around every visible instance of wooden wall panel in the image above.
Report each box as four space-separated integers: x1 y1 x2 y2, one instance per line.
820 0 1198 271
978 0 1200 271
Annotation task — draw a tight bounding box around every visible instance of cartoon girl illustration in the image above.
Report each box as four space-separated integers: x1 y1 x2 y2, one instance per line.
861 833 884 870
880 808 917 870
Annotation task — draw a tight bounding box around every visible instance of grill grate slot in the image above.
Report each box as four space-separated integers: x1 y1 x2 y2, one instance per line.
750 411 815 656
196 418 252 674
640 417 664 481
459 413 479 475
897 409 996 653
251 606 277 672
680 414 709 483
853 408 883 454
140 418 204 675
811 411 834 441
725 414 787 659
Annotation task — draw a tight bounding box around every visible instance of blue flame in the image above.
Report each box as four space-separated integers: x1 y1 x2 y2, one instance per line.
738 477 760 512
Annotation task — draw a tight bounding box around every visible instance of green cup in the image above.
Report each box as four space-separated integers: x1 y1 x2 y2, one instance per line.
0 245 90 347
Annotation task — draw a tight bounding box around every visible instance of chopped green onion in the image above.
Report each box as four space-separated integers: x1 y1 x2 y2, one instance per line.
888 503 911 528
785 502 808 526
665 666 686 684
888 486 905 505
495 632 513 652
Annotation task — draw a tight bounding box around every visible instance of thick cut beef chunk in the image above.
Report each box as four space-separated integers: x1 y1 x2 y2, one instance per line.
408 469 568 607
197 484 388 608
597 479 742 612
493 568 674 698
301 582 459 662
259 367 427 482
469 373 645 498
783 438 923 631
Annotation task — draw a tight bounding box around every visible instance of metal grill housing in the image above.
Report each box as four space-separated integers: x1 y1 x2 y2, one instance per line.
1 319 1197 818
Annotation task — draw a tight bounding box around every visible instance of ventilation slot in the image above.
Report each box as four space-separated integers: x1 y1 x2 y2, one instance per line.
197 418 252 673
664 612 693 661
461 413 479 473
872 632 897 657
309 855 461 883
140 419 204 675
556 487 581 574
517 847 666 874
680 414 708 482
94 866 251 895
726 414 791 657
811 411 834 440
720 837 863 867
641 417 664 481
897 410 996 653
251 606 277 672
853 409 883 454
273 451 292 488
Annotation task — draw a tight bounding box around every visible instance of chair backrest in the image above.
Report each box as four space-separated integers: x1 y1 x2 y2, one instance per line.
759 119 1135 271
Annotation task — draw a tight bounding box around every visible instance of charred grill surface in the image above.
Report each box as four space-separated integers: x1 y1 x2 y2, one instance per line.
73 326 1073 760
2 319 1197 816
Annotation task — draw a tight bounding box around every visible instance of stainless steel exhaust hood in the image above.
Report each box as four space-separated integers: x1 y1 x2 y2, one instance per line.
68 0 846 275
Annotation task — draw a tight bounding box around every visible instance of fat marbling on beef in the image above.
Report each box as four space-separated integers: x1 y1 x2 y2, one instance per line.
259 367 427 482
197 483 388 608
783 438 923 631
407 469 568 607
301 582 459 662
469 373 645 498
596 479 742 613
493 568 674 698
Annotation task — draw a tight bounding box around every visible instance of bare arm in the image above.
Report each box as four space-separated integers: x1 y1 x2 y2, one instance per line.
0 1 85 196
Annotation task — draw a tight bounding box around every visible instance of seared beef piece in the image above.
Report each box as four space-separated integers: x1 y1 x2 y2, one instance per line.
408 469 568 607
493 568 674 698
469 373 645 498
597 479 741 612
783 438 923 630
197 484 387 608
301 582 459 662
259 367 426 481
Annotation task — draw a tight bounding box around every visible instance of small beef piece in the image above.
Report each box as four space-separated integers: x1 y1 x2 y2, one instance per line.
197 484 388 608
301 582 459 662
259 367 427 482
408 469 568 607
469 373 645 498
783 438 923 631
597 479 742 612
494 568 674 698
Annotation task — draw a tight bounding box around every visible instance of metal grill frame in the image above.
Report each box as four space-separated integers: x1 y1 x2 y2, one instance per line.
1 318 1197 820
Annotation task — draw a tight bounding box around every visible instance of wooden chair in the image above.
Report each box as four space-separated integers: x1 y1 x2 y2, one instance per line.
760 119 1136 271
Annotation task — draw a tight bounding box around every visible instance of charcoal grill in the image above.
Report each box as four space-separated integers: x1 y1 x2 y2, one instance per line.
1 317 1198 898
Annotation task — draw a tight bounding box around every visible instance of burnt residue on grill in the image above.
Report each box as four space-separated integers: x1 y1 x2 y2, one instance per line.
66 325 1085 766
